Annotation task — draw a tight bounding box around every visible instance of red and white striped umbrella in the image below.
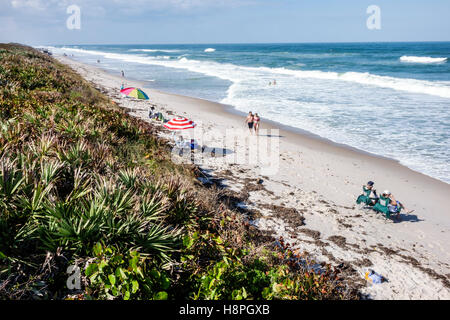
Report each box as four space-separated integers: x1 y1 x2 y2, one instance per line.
164 117 196 130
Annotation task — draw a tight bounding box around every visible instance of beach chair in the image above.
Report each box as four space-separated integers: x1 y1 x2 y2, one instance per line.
356 186 373 206
373 196 400 219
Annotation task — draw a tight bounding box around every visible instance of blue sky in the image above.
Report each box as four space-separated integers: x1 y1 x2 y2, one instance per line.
1 0 449 45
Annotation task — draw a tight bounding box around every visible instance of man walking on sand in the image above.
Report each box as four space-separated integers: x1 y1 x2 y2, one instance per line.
245 112 254 134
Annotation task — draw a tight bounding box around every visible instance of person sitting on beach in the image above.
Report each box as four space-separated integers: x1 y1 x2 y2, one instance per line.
357 180 379 206
382 190 414 218
148 106 155 119
365 181 378 204
152 112 165 122
245 112 254 134
153 112 161 120
253 113 261 135
176 135 185 148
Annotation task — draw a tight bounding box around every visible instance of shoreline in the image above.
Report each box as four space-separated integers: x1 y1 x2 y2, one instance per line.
73 52 448 186
55 55 450 299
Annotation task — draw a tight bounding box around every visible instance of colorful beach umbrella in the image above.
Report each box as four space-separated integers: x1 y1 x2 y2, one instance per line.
164 117 196 130
120 87 149 100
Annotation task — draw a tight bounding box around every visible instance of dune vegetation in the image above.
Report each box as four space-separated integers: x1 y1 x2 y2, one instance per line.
0 44 359 300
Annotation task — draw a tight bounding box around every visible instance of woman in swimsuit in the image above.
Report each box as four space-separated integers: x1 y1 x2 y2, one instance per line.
245 112 254 134
253 113 260 135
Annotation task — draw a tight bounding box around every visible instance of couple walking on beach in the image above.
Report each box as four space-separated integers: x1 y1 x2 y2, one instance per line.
245 112 260 135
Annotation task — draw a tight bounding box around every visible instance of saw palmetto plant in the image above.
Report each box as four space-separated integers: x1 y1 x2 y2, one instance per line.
0 44 358 301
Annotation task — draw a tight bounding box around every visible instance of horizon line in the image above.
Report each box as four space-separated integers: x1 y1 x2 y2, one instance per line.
25 40 450 47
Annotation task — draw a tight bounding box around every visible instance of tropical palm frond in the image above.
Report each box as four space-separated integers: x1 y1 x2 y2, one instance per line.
139 190 167 221
40 160 63 186
64 167 91 203
59 143 90 172
117 168 139 189
0 157 25 200
18 183 53 214
37 134 56 158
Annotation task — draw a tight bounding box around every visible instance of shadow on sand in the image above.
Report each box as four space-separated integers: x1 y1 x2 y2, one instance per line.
360 206 424 224
256 134 284 138
393 213 424 223
174 145 234 158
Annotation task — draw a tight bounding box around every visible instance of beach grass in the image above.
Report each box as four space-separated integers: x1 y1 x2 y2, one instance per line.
0 43 359 300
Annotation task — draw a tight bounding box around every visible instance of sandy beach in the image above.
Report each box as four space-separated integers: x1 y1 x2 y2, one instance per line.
56 55 450 300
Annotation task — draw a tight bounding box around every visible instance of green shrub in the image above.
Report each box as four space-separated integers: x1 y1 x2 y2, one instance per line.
84 243 170 300
0 44 358 300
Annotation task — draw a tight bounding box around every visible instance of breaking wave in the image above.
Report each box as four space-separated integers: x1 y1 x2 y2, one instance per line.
400 56 447 64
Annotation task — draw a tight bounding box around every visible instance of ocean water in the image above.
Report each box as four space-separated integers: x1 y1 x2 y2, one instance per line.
44 43 450 183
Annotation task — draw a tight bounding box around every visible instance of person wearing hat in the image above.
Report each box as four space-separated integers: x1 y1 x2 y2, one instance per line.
365 181 379 205
382 190 414 218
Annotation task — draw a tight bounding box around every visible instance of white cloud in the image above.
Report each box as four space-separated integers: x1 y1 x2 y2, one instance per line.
10 0 71 10
110 0 250 10
6 0 260 22
9 0 254 12
11 0 45 10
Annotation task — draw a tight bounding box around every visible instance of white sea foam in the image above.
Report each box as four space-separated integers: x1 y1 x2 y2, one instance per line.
129 49 181 53
204 48 216 53
54 47 450 99
400 56 447 64
49 46 450 183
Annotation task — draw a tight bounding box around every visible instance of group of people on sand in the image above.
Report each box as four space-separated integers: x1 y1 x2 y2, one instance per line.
363 180 414 219
245 112 261 135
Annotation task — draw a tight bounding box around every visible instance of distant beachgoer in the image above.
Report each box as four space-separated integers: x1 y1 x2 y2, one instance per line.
268 81 272 86
121 70 125 77
148 106 155 119
245 112 254 134
97 59 100 63
382 190 414 218
153 112 164 121
273 79 277 85
176 136 185 155
253 113 260 135
120 83 125 90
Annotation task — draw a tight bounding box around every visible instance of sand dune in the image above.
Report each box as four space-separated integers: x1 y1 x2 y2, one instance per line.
56 55 450 300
